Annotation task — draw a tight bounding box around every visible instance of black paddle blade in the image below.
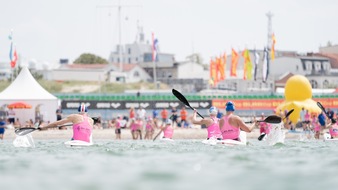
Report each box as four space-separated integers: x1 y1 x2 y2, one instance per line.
172 89 190 107
285 109 294 118
258 133 266 141
317 102 327 114
15 128 38 136
263 115 282 124
172 89 204 119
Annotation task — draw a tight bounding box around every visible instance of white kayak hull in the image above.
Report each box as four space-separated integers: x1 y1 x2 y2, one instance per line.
323 133 338 141
64 140 93 147
202 131 247 146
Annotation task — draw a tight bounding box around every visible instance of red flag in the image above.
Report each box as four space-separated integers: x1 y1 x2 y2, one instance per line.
10 46 17 68
230 48 238 77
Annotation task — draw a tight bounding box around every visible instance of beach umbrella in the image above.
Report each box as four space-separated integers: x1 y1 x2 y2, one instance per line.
7 102 32 109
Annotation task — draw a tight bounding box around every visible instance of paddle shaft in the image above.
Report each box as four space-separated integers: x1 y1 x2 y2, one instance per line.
172 89 204 119
153 129 163 141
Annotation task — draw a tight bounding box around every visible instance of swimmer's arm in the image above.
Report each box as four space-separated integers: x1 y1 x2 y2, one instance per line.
40 115 74 129
236 116 256 132
192 109 208 126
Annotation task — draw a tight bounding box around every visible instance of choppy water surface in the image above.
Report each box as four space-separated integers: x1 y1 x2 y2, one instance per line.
1 139 338 190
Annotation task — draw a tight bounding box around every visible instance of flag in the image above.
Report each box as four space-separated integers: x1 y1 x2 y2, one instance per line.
230 48 238 77
152 32 159 62
254 50 260 80
9 40 17 68
210 59 218 86
262 47 270 82
242 50 247 80
243 49 253 80
222 53 227 79
271 33 276 60
217 54 225 80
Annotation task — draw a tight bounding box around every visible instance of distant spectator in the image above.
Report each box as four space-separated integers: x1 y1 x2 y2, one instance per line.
327 108 334 120
8 108 15 124
180 107 188 128
129 107 136 119
161 108 168 123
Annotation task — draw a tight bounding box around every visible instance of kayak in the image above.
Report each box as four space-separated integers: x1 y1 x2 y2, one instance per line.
202 131 247 146
64 140 93 147
323 133 338 142
159 137 175 142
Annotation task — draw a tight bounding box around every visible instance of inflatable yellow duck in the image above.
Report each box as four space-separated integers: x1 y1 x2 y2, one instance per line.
276 75 321 124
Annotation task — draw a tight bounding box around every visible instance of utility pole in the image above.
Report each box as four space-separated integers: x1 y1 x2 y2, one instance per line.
97 1 140 73
266 11 273 49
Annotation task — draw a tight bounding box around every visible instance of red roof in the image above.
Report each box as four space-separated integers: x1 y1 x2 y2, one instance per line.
65 64 108 69
313 53 338 69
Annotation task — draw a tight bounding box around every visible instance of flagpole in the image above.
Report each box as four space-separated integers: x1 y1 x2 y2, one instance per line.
9 30 13 83
153 60 157 89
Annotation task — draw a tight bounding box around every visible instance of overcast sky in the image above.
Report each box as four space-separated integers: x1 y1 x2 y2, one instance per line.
0 0 337 65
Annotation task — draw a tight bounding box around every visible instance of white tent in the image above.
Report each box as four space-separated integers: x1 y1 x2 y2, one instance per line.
0 66 58 124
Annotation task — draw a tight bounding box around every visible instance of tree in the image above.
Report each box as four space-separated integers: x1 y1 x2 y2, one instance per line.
74 53 108 64
186 53 204 65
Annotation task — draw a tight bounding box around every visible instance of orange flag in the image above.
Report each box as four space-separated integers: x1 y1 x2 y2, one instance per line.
209 59 218 86
230 48 238 77
217 54 225 80
271 33 276 60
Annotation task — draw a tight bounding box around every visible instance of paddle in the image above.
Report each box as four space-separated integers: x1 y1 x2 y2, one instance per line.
15 124 73 136
317 102 336 124
153 129 163 141
257 109 294 141
245 115 282 124
172 89 204 119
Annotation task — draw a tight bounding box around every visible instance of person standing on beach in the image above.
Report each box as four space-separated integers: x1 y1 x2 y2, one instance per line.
129 107 135 120
8 108 15 124
39 103 94 143
161 108 168 123
144 117 157 140
111 118 121 140
318 111 326 139
180 106 188 128
192 106 222 140
0 117 6 140
219 101 256 141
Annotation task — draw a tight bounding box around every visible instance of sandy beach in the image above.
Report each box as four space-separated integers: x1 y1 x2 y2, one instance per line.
3 127 302 140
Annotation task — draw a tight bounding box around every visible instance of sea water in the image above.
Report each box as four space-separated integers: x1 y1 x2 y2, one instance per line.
1 139 338 190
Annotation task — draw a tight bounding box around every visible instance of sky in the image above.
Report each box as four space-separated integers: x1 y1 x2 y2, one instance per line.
0 0 337 66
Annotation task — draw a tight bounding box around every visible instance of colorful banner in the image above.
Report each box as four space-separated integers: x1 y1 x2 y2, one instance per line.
271 33 276 60
230 48 238 77
213 98 338 110
209 59 218 86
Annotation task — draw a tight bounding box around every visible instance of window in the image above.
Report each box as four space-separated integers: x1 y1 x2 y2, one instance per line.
128 58 131 64
310 80 318 89
323 80 329 88
128 48 131 54
133 71 140 77
323 62 330 71
305 61 312 71
314 61 321 71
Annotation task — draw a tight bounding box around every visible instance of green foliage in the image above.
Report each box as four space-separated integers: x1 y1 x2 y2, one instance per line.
37 80 63 93
74 53 108 64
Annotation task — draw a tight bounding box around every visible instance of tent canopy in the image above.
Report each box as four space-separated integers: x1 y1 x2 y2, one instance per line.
0 67 57 100
0 66 58 123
